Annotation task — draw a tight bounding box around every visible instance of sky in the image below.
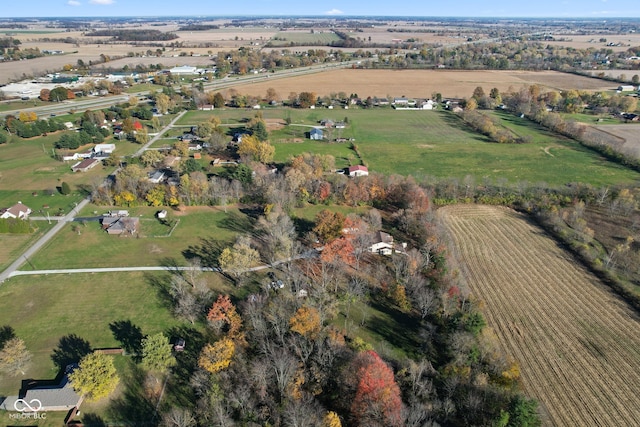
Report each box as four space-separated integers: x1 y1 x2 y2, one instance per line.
3 0 640 18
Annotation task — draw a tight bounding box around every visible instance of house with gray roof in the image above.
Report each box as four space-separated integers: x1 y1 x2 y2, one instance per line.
0 375 82 412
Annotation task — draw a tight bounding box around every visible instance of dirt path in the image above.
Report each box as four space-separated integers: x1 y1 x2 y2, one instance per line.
438 205 640 427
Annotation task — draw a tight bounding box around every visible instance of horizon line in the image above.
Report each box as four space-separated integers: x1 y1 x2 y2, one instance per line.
2 15 640 20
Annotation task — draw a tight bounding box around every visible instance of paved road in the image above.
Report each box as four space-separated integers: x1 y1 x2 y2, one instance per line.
5 249 320 280
0 60 363 120
0 198 90 283
8 266 218 278
134 110 187 157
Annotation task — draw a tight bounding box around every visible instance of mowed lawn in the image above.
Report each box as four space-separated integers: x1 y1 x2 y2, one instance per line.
0 222 56 272
0 271 230 397
26 206 246 269
178 108 640 186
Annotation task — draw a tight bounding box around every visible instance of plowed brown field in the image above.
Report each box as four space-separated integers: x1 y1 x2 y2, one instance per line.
437 205 640 427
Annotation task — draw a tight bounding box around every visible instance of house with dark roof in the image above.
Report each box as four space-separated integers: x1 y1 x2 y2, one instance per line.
0 202 32 219
368 231 407 256
71 158 100 172
101 216 139 235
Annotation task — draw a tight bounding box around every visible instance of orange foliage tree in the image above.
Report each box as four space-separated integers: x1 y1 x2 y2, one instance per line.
320 237 355 266
207 294 243 339
350 350 403 427
289 305 321 338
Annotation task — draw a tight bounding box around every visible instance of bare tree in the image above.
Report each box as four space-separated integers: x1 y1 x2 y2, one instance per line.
161 407 196 427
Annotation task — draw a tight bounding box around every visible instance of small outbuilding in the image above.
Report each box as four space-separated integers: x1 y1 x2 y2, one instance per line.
71 158 100 172
309 128 324 140
348 165 369 177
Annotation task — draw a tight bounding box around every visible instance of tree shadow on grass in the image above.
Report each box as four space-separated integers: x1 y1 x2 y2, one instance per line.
164 325 207 408
292 217 315 236
366 300 422 360
219 210 255 234
75 413 107 427
107 362 157 426
182 237 225 268
51 334 92 370
0 325 16 349
109 320 144 360
144 272 175 313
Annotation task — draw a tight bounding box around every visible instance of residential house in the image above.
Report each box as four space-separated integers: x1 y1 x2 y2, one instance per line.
71 158 100 172
0 375 81 412
188 143 203 151
179 133 198 142
309 128 324 140
101 216 139 235
0 202 31 219
148 170 166 184
420 100 436 110
348 165 369 177
368 231 407 256
199 104 215 111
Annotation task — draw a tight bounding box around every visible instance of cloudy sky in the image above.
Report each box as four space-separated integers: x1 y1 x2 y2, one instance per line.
4 0 640 18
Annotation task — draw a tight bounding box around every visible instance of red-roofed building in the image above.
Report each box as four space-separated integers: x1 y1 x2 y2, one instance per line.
348 165 369 177
133 121 144 131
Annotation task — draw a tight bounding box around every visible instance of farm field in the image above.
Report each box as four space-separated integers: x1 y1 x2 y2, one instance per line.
590 123 640 158
268 31 341 46
229 68 616 99
438 204 640 427
543 34 640 53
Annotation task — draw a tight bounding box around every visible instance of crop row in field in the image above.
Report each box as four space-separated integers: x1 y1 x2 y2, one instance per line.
438 204 640 426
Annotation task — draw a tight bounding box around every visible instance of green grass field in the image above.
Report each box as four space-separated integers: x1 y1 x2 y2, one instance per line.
0 132 121 191
0 272 176 395
26 206 246 269
124 83 165 94
0 221 56 272
0 99 49 112
177 108 640 186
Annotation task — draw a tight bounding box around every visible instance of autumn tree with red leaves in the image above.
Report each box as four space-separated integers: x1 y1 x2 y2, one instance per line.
320 237 355 266
350 350 404 427
207 295 243 339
